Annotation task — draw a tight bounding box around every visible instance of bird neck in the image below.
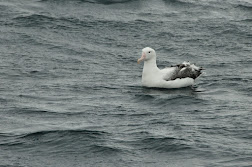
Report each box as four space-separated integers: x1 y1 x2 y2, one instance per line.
143 58 159 73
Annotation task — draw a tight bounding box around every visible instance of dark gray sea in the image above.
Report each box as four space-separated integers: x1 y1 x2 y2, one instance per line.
0 0 252 166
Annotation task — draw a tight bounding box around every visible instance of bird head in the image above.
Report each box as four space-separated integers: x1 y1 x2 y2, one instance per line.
137 47 156 64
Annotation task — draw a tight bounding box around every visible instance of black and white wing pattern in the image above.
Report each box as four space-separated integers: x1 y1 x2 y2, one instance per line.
165 62 203 81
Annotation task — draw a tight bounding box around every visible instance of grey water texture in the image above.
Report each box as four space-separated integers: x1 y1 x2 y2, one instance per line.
0 0 252 167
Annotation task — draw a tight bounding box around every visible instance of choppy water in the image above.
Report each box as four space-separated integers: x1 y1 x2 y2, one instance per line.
0 0 252 166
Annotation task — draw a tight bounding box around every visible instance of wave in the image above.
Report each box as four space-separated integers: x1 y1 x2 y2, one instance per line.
40 0 136 5
6 104 97 117
84 0 135 5
1 129 118 154
241 18 252 22
13 13 86 29
7 106 65 116
2 129 136 156
13 12 134 32
131 136 191 153
88 144 123 154
13 14 55 28
163 0 195 7
37 0 221 10
18 129 109 139
235 3 252 10
134 91 207 108
1 128 194 154
0 165 24 167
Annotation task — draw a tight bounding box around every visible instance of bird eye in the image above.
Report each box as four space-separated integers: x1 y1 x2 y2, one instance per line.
148 51 151 53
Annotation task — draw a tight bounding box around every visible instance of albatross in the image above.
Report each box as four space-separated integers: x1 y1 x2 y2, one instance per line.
137 47 203 89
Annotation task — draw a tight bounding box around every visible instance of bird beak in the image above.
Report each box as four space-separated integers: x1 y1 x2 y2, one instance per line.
137 53 145 64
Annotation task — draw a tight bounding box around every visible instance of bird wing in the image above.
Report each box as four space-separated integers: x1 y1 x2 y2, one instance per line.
164 62 203 81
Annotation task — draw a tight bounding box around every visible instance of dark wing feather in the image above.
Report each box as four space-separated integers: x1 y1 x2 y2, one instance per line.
167 63 203 80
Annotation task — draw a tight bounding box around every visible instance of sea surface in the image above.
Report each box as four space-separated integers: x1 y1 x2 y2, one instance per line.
0 0 252 166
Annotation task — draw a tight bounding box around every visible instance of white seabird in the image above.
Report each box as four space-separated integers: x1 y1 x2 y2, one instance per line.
137 47 203 89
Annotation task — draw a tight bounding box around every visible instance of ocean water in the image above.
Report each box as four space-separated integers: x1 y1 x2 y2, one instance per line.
0 0 252 166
